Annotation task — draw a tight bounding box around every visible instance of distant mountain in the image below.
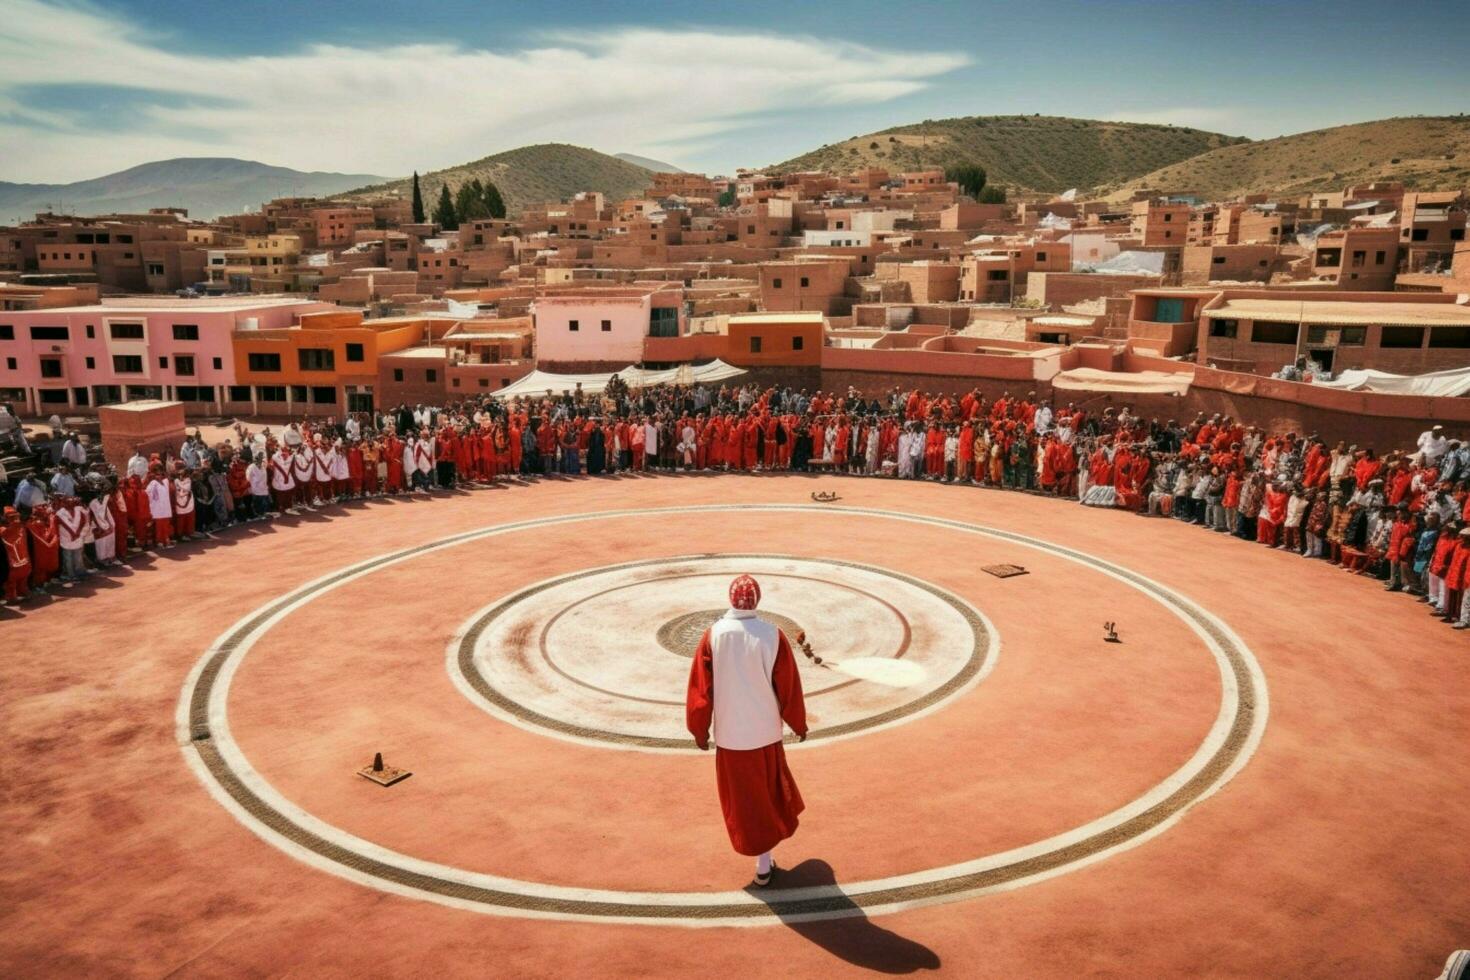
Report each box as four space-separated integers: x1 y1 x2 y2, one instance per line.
774 114 1248 194
345 144 655 215
615 152 684 173
0 157 388 222
1104 115 1470 200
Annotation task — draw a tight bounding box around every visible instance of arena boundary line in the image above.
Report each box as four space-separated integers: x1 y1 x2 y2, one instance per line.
177 503 1268 926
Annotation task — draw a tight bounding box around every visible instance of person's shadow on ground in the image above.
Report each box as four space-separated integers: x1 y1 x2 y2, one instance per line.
745 858 940 974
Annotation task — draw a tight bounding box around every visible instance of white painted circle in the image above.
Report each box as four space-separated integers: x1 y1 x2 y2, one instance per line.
455 555 987 751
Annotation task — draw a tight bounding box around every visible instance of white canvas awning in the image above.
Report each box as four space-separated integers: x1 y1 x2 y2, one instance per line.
491 359 746 399
1313 366 1470 397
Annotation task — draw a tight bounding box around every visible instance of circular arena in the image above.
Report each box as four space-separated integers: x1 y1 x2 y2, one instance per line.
2 472 1466 977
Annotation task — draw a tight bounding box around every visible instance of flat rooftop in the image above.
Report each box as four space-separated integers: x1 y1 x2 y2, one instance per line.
1204 297 1470 326
24 295 322 315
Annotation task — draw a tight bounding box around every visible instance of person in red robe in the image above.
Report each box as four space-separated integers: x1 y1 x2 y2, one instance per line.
26 504 60 591
686 574 807 886
2 507 31 603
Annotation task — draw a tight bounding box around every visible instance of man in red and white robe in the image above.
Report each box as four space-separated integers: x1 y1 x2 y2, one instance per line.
686 574 807 886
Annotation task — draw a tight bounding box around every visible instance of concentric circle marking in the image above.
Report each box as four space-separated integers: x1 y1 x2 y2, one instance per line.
453 555 986 750
656 609 804 657
176 503 1268 927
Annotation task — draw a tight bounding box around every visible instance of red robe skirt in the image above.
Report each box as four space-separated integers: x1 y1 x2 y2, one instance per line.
714 742 804 856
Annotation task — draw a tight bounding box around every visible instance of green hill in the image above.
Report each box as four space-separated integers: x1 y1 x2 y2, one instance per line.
772 115 1248 194
346 143 655 215
1105 115 1470 200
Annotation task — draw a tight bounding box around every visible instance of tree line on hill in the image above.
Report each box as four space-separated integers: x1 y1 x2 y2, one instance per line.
409 170 507 229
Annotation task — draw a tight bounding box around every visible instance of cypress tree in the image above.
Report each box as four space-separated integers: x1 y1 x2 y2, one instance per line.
410 170 425 223
433 184 458 230
483 180 507 219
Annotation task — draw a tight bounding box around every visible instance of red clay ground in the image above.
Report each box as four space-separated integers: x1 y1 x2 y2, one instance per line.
2 474 1467 978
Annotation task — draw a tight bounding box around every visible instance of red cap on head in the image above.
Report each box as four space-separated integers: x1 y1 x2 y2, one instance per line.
729 574 761 611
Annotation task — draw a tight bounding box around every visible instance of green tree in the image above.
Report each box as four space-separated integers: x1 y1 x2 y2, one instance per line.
717 183 736 208
483 179 506 219
433 184 458 230
410 170 425 224
455 178 489 222
945 163 988 199
977 185 1007 204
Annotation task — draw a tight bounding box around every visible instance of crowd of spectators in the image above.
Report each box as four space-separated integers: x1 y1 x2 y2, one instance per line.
3 379 1468 631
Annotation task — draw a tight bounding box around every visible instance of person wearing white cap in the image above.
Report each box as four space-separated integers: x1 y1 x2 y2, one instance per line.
1417 425 1448 464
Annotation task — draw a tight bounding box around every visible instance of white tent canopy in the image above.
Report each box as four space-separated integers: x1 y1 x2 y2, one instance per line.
491 359 747 400
1313 366 1470 398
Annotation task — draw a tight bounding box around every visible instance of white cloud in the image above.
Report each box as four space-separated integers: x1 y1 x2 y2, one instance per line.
0 1 968 182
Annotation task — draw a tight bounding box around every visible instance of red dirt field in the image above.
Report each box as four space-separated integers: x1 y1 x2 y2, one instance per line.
2 473 1467 979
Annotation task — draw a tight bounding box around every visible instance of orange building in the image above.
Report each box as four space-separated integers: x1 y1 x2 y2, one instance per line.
227 309 425 416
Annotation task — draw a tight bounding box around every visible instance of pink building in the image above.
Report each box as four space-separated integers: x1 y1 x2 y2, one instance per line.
0 296 333 416
531 286 685 370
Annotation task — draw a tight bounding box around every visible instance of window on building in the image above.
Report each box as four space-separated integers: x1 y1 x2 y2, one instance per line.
4 358 14 370
175 386 212 402
94 385 122 406
1036 252 1047 262
987 270 1008 281
172 324 199 341
424 369 437 383
257 386 286 402
247 352 282 372
1316 248 1341 268
311 386 337 403
1428 327 1470 349
1209 319 1238 339
227 386 252 402
1410 228 1429 242
212 357 222 370
1163 213 1173 222
1381 326 1425 348
1375 250 1387 265
109 322 144 340
392 368 404 382
479 378 489 387
1213 256 1227 265
85 356 95 369
1450 228 1465 241
749 336 762 354
39 358 63 378
597 319 611 333
39 389 69 405
174 355 195 376
1164 230 1172 239
298 348 335 371
85 325 94 338
30 326 69 340
568 319 579 332
800 277 810 288
158 356 168 368
147 263 165 277
72 387 89 406
1351 251 1366 268
747 225 755 234
0 325 12 340
1250 321 1298 344
772 277 783 289
792 335 804 351
113 354 143 373
1340 327 1366 346
345 343 364 362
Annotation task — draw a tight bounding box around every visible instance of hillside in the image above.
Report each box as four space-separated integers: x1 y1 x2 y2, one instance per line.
0 157 387 222
1106 116 1470 200
616 152 684 173
346 144 655 215
772 115 1247 193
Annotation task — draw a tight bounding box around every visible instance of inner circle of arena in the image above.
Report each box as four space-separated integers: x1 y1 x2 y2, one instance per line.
177 500 1267 926
451 554 992 751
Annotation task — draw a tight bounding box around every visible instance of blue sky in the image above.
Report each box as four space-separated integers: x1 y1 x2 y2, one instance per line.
2 0 1467 183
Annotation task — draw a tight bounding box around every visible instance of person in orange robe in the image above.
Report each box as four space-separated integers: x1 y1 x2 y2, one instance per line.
685 575 807 886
